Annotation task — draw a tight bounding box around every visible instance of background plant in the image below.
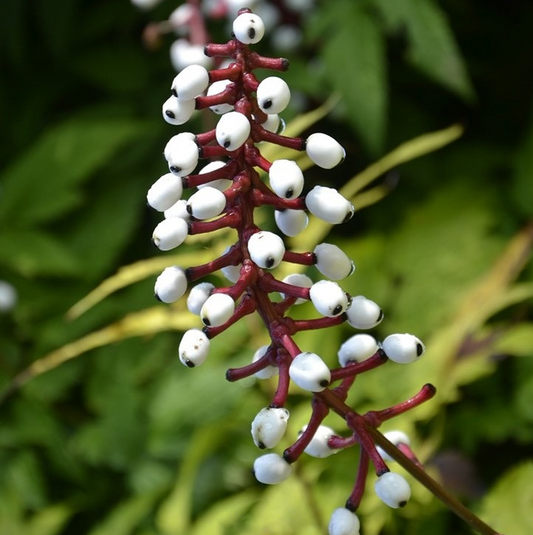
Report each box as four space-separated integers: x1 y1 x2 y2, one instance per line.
1 1 532 534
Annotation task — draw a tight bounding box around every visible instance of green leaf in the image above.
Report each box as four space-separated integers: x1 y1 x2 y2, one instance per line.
27 505 73 535
478 462 533 535
320 1 388 154
512 111 533 217
0 115 145 227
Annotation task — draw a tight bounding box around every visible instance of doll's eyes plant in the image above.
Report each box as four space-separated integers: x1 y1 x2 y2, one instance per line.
147 9 501 535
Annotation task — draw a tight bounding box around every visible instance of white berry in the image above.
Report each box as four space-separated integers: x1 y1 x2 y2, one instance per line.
328 507 361 535
376 431 411 462
375 472 411 509
247 231 285 269
216 111 251 151
0 281 17 312
171 64 209 100
338 334 379 366
233 12 265 45
252 345 279 380
152 217 188 251
305 186 354 224
200 293 235 327
164 132 196 161
280 273 313 305
206 79 235 114
257 76 291 114
187 187 226 220
382 334 425 364
251 407 290 449
154 266 187 303
162 96 195 125
306 133 345 169
346 295 383 329
170 39 212 71
309 280 350 317
275 209 308 237
178 328 210 368
147 173 183 212
164 199 190 221
261 113 281 133
166 137 199 177
303 425 338 458
197 161 232 191
253 453 292 485
186 282 214 315
269 159 304 199
289 352 331 392
314 243 354 280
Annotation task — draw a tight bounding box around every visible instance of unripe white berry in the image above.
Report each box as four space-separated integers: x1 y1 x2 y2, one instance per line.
376 431 411 462
233 12 265 45
251 407 290 449
346 295 383 329
164 132 196 161
187 187 226 220
162 96 195 125
303 425 338 458
0 281 17 312
206 79 235 114
178 328 210 368
167 138 199 177
171 64 209 100
305 186 354 224
216 111 251 151
152 217 188 251
382 334 425 364
275 209 308 237
338 334 379 366
170 39 212 71
247 231 285 269
289 352 331 392
375 472 411 509
200 293 235 327
168 4 194 29
197 161 232 191
164 199 190 221
306 133 345 169
280 273 313 305
328 507 361 535
186 282 214 315
309 280 350 317
261 113 282 133
269 159 304 199
252 345 279 380
257 76 291 114
154 266 187 303
314 243 354 280
147 173 183 212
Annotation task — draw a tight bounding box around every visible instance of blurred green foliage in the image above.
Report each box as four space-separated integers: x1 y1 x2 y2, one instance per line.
1 1 532 534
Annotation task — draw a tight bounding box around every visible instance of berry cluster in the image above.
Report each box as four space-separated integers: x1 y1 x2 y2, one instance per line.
147 9 434 534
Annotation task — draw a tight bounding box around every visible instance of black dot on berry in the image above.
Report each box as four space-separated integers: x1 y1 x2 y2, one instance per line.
377 309 384 322
185 359 195 368
263 99 273 110
170 166 182 174
398 501 407 508
319 379 329 387
224 139 231 148
248 27 256 39
416 343 424 357
333 305 343 316
258 441 265 449
285 188 293 198
165 110 175 119
203 317 211 327
266 257 275 268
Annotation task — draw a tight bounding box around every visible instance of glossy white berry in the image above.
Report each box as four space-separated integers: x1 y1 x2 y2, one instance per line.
309 280 350 317
178 328 210 368
275 209 308 237
375 472 411 509
382 334 425 364
280 273 313 305
338 334 379 366
233 12 265 45
216 111 251 151
154 266 187 303
289 352 331 392
170 39 212 71
0 281 17 312
186 282 214 315
164 199 190 221
171 64 209 100
376 431 411 462
197 161 232 191
164 132 196 161
328 507 361 535
303 425 338 458
254 453 292 485
251 407 290 449
247 231 285 269
346 295 383 329
187 187 226 220
252 345 279 380
152 217 188 251
206 79 235 114
257 76 291 114
162 96 195 125
306 133 345 169
261 113 282 133
269 159 304 199
167 137 199 177
305 186 354 224
221 263 241 283
200 293 235 327
314 243 354 280
147 173 183 212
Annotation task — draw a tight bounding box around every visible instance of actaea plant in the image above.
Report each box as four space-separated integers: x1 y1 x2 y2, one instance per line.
146 9 502 535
